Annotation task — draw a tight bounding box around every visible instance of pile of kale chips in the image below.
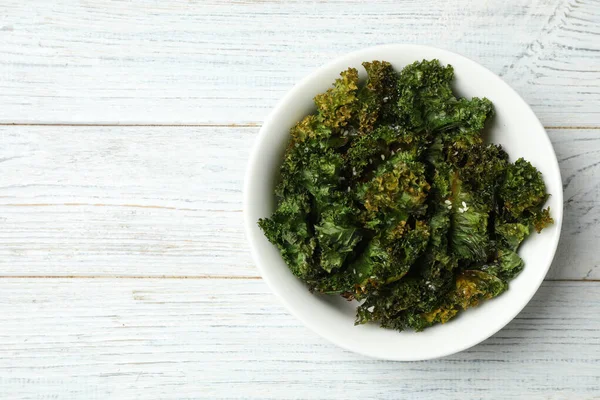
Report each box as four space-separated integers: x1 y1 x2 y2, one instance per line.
259 60 553 331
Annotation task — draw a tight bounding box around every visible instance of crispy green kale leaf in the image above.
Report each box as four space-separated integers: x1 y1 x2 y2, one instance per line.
356 152 430 225
445 170 492 263
352 220 430 296
431 97 494 139
396 59 455 131
533 207 554 233
346 125 427 180
451 143 509 204
418 270 507 328
258 193 317 280
315 199 363 273
357 269 506 332
314 68 360 130
499 158 548 219
495 221 530 251
313 219 430 298
357 61 399 132
355 275 454 329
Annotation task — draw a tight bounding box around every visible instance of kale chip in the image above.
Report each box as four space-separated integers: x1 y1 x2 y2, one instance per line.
259 59 553 332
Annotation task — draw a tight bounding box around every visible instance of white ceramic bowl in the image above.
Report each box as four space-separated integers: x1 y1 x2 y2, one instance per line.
243 44 563 361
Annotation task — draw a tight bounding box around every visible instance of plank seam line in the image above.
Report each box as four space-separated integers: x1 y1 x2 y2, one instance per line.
0 123 261 128
0 276 595 282
0 123 598 130
0 275 263 280
0 203 241 212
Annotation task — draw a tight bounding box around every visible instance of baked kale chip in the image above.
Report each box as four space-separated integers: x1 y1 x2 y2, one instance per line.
258 59 553 331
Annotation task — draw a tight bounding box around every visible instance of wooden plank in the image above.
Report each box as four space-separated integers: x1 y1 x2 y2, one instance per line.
0 125 598 279
0 0 599 126
0 278 597 399
0 125 254 277
551 129 600 280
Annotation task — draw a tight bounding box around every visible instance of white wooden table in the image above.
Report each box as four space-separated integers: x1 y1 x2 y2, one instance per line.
1 1 599 398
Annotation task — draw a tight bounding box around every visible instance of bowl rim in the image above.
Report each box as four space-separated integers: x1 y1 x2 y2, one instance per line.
243 44 563 361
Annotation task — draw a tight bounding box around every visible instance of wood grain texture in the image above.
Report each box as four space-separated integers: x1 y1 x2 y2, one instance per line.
0 125 253 277
552 129 600 280
1 125 598 279
0 278 597 399
0 0 599 126
0 1 599 397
